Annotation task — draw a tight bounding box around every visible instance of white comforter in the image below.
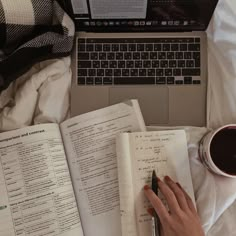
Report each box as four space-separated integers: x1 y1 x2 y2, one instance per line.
0 0 235 235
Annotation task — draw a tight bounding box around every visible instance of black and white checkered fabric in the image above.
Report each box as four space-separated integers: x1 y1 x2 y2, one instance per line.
0 0 75 90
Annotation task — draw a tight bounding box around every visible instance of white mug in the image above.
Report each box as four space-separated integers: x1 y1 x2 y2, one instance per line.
199 124 236 178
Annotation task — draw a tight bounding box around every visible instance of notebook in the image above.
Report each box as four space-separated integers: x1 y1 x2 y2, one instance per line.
67 0 219 126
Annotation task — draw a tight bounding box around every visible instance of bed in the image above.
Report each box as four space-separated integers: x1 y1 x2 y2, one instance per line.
0 0 236 235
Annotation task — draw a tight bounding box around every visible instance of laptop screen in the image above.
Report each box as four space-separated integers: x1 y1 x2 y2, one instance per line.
69 0 218 32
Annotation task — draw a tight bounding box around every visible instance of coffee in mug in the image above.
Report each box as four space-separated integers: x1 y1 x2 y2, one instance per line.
199 124 236 178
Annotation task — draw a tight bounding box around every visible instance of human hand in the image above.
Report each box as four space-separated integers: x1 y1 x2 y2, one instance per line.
144 176 205 236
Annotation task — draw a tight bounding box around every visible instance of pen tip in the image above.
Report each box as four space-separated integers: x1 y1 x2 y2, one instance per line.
152 170 157 177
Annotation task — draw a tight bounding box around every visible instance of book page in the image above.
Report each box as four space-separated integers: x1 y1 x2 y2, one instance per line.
0 124 84 236
89 0 147 19
116 130 195 236
60 100 146 236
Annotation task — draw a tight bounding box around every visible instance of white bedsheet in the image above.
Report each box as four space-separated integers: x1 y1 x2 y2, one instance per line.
0 0 236 235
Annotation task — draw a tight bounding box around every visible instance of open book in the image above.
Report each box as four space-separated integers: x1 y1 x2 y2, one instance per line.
0 100 146 236
116 130 195 236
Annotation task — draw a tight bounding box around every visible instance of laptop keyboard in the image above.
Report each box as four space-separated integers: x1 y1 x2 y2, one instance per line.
77 37 201 85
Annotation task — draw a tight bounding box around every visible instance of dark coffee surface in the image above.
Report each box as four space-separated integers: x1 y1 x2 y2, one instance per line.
210 128 236 175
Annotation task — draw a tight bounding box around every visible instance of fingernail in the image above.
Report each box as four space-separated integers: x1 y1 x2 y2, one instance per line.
157 177 161 182
144 185 150 190
164 175 171 181
176 182 182 189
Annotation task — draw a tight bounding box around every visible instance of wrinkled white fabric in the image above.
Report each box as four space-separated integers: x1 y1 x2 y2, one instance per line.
0 57 71 131
0 0 236 235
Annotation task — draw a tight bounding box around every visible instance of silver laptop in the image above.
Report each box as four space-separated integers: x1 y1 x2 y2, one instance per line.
69 0 219 126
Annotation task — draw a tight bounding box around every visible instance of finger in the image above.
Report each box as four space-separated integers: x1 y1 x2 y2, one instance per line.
157 178 182 215
176 182 198 215
164 176 189 212
144 185 170 223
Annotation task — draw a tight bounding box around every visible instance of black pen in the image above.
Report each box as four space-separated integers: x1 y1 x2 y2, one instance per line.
152 170 161 236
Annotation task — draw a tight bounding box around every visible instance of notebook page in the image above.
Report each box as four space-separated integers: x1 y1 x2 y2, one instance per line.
117 130 195 236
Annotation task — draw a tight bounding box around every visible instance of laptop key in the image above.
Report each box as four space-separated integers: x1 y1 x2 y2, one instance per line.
97 69 104 77
114 69 122 76
171 44 179 51
88 69 96 76
186 60 195 68
158 52 166 59
126 61 134 68
169 60 177 68
160 60 168 68
145 44 153 51
176 52 183 59
105 69 113 76
139 69 147 76
143 60 151 68
184 52 192 59
133 52 141 60
131 69 138 76
156 69 164 76
78 44 85 52
156 77 166 84
78 69 87 76
135 61 142 68
95 44 102 51
193 80 201 84
154 44 162 51
163 44 170 51
120 44 128 51
182 68 201 76
150 52 158 60
173 68 181 76
114 77 155 85
195 58 201 68
78 77 86 85
193 52 200 59
137 44 145 51
141 52 149 60
116 53 123 60
86 44 94 52
99 53 106 60
124 52 132 60
103 44 111 51
167 52 175 59
122 69 130 76
152 61 159 68
128 44 136 51
112 44 119 51
148 69 155 76
78 61 91 68
93 61 100 68
103 77 113 84
95 77 103 85
175 80 184 85
101 61 109 68
118 61 125 68
78 53 89 60
107 52 115 60
86 77 94 85
188 44 200 51
167 77 175 84
180 44 187 51
184 77 193 84
109 61 117 68
165 69 172 76
91 52 98 60
178 60 185 68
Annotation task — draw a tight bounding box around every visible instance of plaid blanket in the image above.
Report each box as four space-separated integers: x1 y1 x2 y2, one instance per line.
0 0 75 90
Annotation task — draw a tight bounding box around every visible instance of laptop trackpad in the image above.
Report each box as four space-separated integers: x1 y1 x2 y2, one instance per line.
109 87 169 125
